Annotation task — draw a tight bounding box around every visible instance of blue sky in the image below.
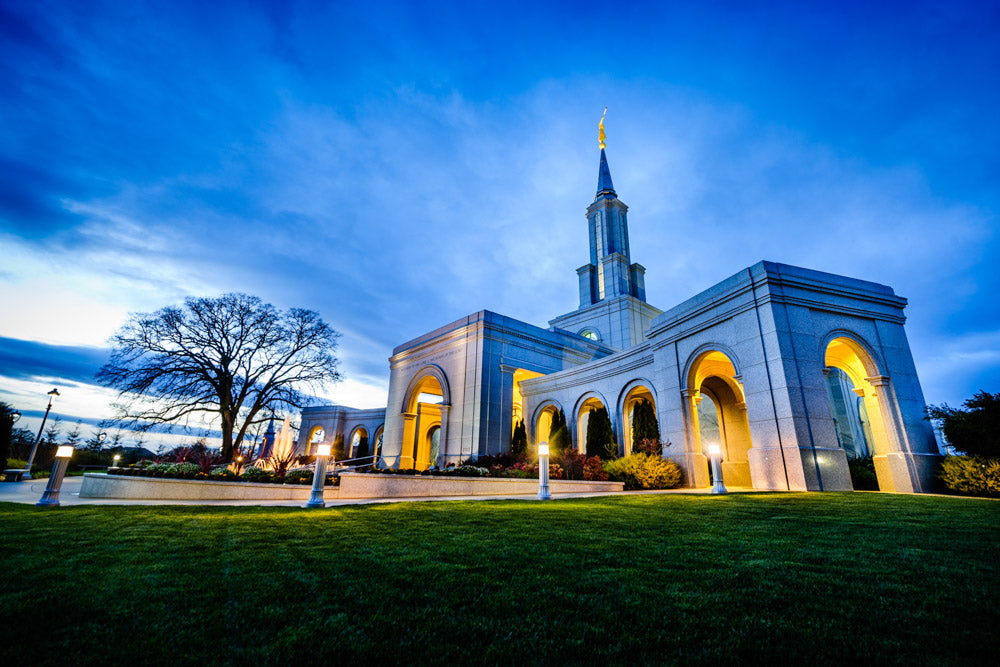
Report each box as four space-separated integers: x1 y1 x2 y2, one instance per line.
1 0 998 445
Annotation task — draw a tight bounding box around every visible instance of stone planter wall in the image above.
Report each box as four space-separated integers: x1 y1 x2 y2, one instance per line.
338 472 623 498
79 473 320 501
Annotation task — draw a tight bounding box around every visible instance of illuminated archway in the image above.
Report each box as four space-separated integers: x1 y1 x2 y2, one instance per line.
532 400 564 448
349 426 369 459
574 392 610 454
824 335 893 489
372 425 384 462
685 349 753 487
512 368 543 431
618 380 658 456
306 426 325 456
401 366 450 470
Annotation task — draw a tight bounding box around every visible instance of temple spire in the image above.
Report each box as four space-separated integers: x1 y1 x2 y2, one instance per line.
597 147 616 197
596 109 616 196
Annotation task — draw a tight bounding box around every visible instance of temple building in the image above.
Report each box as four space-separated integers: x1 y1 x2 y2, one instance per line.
298 126 941 493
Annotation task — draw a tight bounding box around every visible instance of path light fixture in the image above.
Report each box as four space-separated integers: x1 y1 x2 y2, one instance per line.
537 442 551 500
25 388 60 480
306 443 332 508
37 445 73 507
708 443 727 495
112 454 121 469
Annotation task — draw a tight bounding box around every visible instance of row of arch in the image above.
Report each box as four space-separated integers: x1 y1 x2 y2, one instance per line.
532 332 892 489
394 331 896 488
305 423 385 460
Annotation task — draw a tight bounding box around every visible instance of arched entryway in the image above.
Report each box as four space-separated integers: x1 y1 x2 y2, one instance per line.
619 381 658 456
401 366 451 470
305 426 325 456
372 425 384 463
824 335 894 489
575 392 611 455
532 400 563 449
349 426 370 459
686 349 753 487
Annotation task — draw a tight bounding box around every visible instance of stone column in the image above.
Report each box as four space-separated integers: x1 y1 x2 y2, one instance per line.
400 412 417 469
437 404 452 467
680 388 710 488
866 375 930 493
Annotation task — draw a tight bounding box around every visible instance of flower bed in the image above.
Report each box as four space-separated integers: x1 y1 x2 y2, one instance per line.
108 465 331 486
338 471 623 499
79 473 324 501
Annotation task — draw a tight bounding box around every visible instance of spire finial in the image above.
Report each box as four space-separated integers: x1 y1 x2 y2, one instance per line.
598 107 607 150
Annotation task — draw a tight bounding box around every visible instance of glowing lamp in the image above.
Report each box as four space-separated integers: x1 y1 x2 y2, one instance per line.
707 443 727 495
55 445 74 459
537 441 551 500
708 444 721 456
316 444 332 457
113 454 121 464
306 444 332 508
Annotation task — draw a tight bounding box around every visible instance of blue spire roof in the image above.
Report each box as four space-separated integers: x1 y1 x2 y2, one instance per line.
596 148 616 197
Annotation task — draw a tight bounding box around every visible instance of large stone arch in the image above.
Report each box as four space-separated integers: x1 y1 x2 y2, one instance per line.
348 425 370 459
616 378 659 456
682 346 753 488
573 390 612 454
399 365 451 470
820 330 910 491
531 399 565 448
305 425 326 456
401 364 452 413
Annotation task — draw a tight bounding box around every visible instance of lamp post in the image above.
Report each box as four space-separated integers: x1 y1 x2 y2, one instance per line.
537 442 551 500
306 443 331 508
112 454 121 470
708 443 727 495
37 445 73 507
25 388 60 480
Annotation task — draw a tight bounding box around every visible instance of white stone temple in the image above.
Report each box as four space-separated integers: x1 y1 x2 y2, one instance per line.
298 134 941 493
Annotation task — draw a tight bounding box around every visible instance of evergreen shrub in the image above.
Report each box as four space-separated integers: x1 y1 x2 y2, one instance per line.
604 454 682 490
939 455 1000 498
848 456 879 491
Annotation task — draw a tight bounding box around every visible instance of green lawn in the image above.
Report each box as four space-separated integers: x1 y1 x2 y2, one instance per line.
1 493 997 665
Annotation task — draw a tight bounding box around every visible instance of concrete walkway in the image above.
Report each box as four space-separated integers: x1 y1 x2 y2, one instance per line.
0 475 752 508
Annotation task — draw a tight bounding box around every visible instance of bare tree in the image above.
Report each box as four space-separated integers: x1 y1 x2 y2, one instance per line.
97 293 341 461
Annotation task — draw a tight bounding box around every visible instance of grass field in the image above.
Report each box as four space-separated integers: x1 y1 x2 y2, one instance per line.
1 493 997 665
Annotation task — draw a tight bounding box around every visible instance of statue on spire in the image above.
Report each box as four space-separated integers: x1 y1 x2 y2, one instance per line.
599 107 607 150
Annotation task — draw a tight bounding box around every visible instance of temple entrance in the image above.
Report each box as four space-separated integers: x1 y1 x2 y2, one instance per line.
401 369 449 470
687 350 753 487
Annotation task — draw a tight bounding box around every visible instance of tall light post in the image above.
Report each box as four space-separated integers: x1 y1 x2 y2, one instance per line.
708 443 727 495
537 442 551 500
25 388 60 480
306 443 332 508
37 445 73 507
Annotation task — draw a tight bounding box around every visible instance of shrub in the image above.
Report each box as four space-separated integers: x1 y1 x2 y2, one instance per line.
169 462 201 476
285 468 314 484
452 465 489 477
848 456 879 491
938 455 1000 498
510 419 527 456
555 449 605 481
632 438 664 456
605 454 682 490
585 407 616 460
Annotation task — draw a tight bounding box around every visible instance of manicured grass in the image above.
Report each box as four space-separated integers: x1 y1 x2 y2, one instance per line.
1 493 997 665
